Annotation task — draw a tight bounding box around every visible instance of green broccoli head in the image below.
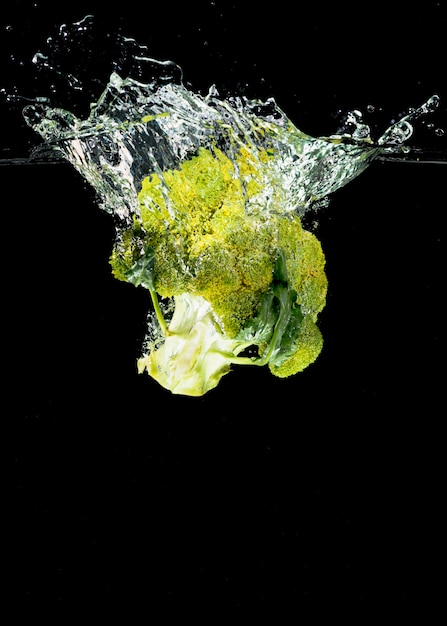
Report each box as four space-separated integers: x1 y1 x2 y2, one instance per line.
109 144 327 396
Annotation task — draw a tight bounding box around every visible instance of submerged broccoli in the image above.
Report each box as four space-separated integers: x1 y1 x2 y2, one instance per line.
25 64 437 397
110 144 327 396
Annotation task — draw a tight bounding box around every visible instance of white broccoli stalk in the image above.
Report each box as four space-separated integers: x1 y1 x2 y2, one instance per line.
137 293 249 396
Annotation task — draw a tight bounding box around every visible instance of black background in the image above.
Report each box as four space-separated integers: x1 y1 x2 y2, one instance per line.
2 0 445 616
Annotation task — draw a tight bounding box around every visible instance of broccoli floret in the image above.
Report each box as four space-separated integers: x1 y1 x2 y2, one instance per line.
110 145 327 396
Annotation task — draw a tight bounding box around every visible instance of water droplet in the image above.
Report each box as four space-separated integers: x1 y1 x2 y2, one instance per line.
73 14 95 31
59 23 68 38
424 94 440 113
435 127 445 137
32 52 49 66
66 73 83 90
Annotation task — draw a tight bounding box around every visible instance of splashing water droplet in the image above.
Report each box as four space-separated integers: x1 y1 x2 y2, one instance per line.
23 62 390 223
32 52 50 68
422 94 440 113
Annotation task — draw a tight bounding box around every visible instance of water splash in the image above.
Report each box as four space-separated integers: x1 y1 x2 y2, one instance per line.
21 61 444 221
21 68 381 223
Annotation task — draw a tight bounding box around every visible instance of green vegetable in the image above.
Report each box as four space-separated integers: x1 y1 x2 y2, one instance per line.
110 144 327 396
24 63 440 398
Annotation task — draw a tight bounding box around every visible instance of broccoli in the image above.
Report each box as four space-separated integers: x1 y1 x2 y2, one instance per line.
23 64 440 397
110 144 327 396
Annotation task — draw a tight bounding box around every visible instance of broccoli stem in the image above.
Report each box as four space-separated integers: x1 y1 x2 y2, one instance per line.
212 350 261 366
148 287 169 336
223 342 264 366
213 338 274 368
226 332 278 367
253 295 290 366
230 354 264 366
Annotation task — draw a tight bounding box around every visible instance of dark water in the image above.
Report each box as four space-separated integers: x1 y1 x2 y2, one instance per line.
2 0 445 615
